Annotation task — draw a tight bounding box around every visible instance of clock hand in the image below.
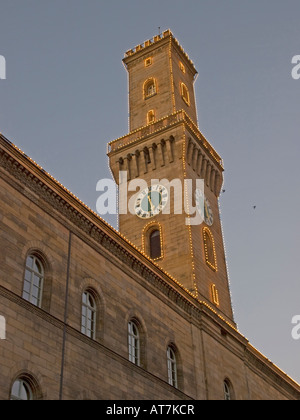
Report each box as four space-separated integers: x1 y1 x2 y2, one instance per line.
204 201 209 218
147 194 155 212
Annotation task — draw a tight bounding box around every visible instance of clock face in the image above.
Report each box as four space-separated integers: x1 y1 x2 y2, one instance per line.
135 185 169 219
195 189 214 226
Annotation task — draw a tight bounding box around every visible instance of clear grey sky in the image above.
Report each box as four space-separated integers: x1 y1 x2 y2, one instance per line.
1 0 300 384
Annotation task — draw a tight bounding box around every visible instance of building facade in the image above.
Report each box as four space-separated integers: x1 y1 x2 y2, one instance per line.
0 30 299 400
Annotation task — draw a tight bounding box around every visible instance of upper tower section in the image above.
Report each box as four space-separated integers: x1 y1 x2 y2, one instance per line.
123 30 198 132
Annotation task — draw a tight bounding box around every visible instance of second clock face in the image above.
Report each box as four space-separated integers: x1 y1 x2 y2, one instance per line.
195 189 214 226
135 185 169 219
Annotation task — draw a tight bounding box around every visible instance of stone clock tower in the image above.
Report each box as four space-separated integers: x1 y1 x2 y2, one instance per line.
108 30 234 323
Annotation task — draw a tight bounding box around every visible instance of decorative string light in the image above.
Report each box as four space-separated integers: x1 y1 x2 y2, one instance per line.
182 132 198 298
168 35 176 113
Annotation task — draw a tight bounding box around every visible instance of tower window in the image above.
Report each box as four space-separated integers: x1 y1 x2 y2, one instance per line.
203 227 217 271
150 229 162 260
145 57 152 67
23 254 44 308
142 223 164 260
147 110 155 124
179 61 186 73
180 82 190 106
144 78 157 99
211 284 220 306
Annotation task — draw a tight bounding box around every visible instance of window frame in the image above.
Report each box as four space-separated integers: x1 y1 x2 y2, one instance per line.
211 284 220 306
10 378 33 401
147 109 156 124
145 57 153 67
81 290 97 340
142 222 164 261
179 61 186 73
203 227 218 272
23 254 45 308
149 229 162 260
180 82 190 106
128 320 141 367
144 78 157 99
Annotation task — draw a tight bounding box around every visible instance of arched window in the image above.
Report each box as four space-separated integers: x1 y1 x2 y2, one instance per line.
128 320 140 366
81 290 97 340
203 227 217 271
224 379 234 400
144 78 157 99
23 254 44 308
167 346 178 388
147 109 155 124
211 284 220 306
10 378 33 400
181 82 190 106
179 61 186 74
150 229 162 260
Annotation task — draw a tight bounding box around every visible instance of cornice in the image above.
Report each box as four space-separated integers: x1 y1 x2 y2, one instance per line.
107 110 223 170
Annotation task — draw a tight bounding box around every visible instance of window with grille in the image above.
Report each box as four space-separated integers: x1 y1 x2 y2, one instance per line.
144 79 157 99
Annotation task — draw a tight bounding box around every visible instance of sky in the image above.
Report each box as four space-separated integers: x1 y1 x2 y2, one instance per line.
0 0 300 385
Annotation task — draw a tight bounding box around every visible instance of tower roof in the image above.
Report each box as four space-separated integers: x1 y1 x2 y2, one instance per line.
123 29 198 76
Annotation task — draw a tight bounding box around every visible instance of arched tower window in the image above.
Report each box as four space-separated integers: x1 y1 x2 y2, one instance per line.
142 223 164 261
144 78 157 99
147 109 155 124
203 227 217 271
211 284 220 306
150 230 162 260
180 82 190 106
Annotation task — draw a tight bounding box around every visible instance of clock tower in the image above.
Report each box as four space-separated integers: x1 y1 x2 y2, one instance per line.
108 30 234 323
